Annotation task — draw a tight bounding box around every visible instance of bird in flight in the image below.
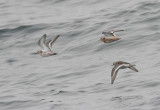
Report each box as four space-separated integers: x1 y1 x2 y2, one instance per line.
37 34 60 56
111 61 138 84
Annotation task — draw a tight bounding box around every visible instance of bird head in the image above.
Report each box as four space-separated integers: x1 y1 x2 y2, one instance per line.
110 31 116 37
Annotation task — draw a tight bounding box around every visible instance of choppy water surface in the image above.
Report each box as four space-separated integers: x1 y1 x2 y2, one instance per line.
0 0 160 110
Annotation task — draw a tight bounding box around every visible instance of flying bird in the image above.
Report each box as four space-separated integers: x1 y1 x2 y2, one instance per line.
37 34 60 56
111 61 138 84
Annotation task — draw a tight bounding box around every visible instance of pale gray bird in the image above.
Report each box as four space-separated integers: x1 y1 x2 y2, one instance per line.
111 61 138 84
102 30 124 37
37 34 60 56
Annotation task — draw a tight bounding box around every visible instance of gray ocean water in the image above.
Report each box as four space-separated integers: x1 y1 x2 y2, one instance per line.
0 0 160 110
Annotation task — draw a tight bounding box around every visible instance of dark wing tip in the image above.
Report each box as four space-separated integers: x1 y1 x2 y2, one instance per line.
117 30 124 31
134 69 138 72
130 66 139 72
111 81 114 84
31 52 38 54
43 34 47 37
111 78 115 84
114 30 124 32
55 35 60 39
55 35 60 40
57 35 60 38
135 68 138 72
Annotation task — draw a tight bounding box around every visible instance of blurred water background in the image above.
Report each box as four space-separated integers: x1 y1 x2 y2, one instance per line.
0 0 160 110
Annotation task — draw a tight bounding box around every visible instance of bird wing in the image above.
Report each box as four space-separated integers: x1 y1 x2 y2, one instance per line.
38 34 47 50
45 39 52 52
113 30 124 32
111 65 117 77
129 66 138 72
46 35 60 50
111 64 124 84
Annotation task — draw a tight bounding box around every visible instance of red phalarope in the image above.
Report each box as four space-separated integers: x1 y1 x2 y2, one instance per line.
111 61 138 84
37 34 59 57
100 30 124 43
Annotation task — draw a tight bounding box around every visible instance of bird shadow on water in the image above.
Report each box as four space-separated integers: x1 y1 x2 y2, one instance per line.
111 95 143 101
110 95 145 108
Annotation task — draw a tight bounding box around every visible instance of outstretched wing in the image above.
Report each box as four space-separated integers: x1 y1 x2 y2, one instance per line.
113 30 124 32
111 65 117 77
38 34 47 49
46 35 60 51
111 64 124 84
129 66 138 72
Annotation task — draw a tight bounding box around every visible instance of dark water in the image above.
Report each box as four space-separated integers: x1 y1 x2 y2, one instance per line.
1 0 160 110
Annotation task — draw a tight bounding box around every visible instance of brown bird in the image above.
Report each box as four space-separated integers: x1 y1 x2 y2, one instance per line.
100 37 121 43
111 61 138 84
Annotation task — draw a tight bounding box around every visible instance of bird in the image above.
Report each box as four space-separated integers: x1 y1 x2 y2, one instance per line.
37 34 60 56
100 37 121 43
111 61 138 84
102 30 124 37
